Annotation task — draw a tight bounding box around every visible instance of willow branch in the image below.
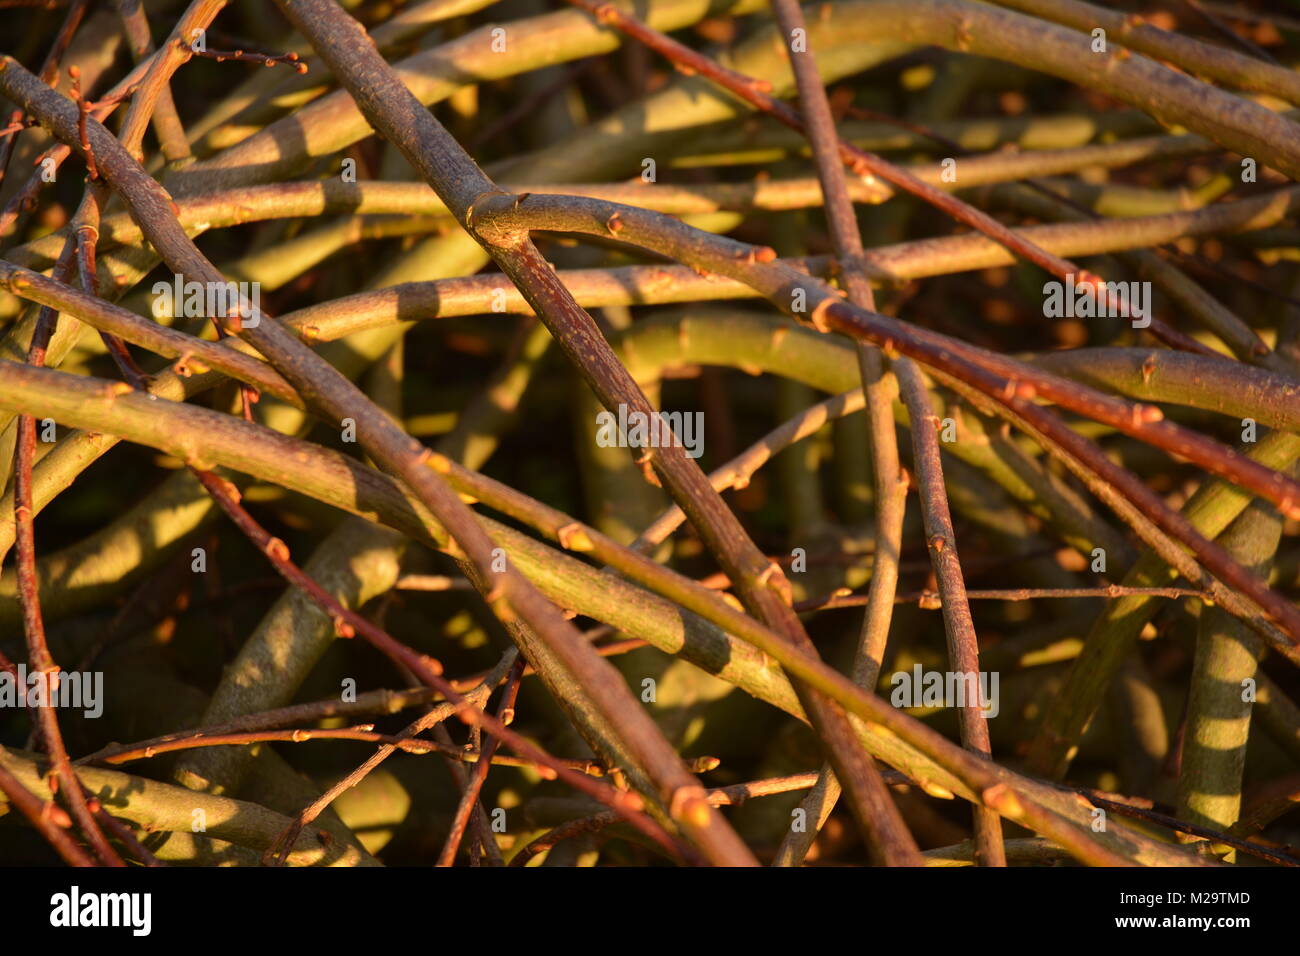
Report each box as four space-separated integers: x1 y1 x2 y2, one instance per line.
895 360 1005 866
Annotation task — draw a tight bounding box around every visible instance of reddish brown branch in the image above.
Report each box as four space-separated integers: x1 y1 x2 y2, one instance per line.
12 239 122 868
184 43 308 73
89 724 611 776
66 66 97 181
437 656 525 866
73 185 147 385
797 585 1205 612
896 360 1005 866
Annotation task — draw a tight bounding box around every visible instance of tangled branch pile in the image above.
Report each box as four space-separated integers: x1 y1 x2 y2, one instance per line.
1 0 1299 868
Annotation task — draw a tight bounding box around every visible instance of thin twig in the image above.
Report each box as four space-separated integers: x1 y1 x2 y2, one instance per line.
184 43 308 72
12 239 123 868
896 361 1004 864
796 585 1205 612
264 652 518 865
437 656 525 866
